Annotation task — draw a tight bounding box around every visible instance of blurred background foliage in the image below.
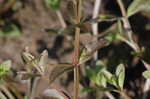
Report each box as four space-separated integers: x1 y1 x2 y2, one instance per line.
0 0 150 99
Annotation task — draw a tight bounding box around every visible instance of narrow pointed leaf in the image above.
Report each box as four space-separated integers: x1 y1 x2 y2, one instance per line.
91 14 121 23
39 50 48 66
45 24 79 35
43 88 71 99
116 64 125 89
45 0 61 10
127 0 150 17
115 64 125 76
21 52 35 64
49 64 74 84
78 39 108 65
118 69 125 90
17 72 41 80
39 50 48 73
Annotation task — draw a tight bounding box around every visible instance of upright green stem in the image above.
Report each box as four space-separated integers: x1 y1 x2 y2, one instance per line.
72 0 82 99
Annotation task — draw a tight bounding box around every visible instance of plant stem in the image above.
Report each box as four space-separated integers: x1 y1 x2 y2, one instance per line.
73 0 82 99
0 85 15 99
92 0 102 60
56 10 67 28
74 67 80 99
105 92 115 99
30 77 40 99
116 0 139 51
120 90 131 99
0 91 7 99
27 79 32 99
27 77 39 99
116 0 132 42
142 79 150 99
116 0 150 99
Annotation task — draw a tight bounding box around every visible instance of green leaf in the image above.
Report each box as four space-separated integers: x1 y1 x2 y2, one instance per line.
116 64 125 90
45 24 77 35
104 23 123 43
117 69 125 90
0 60 11 77
109 75 118 88
82 87 97 93
86 67 98 83
21 52 35 64
117 20 123 35
45 0 60 10
86 66 104 83
143 70 150 79
18 72 41 80
2 60 11 69
102 70 113 80
115 64 124 76
96 60 106 67
79 48 89 62
0 24 21 37
82 87 116 93
38 50 48 73
49 64 74 84
97 72 107 87
105 33 117 42
21 50 49 74
43 88 71 99
97 87 117 92
127 0 150 17
131 47 145 57
98 14 116 20
88 14 121 23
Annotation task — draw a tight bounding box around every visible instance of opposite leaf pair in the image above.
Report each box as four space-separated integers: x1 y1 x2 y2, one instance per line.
86 62 125 92
21 49 48 77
